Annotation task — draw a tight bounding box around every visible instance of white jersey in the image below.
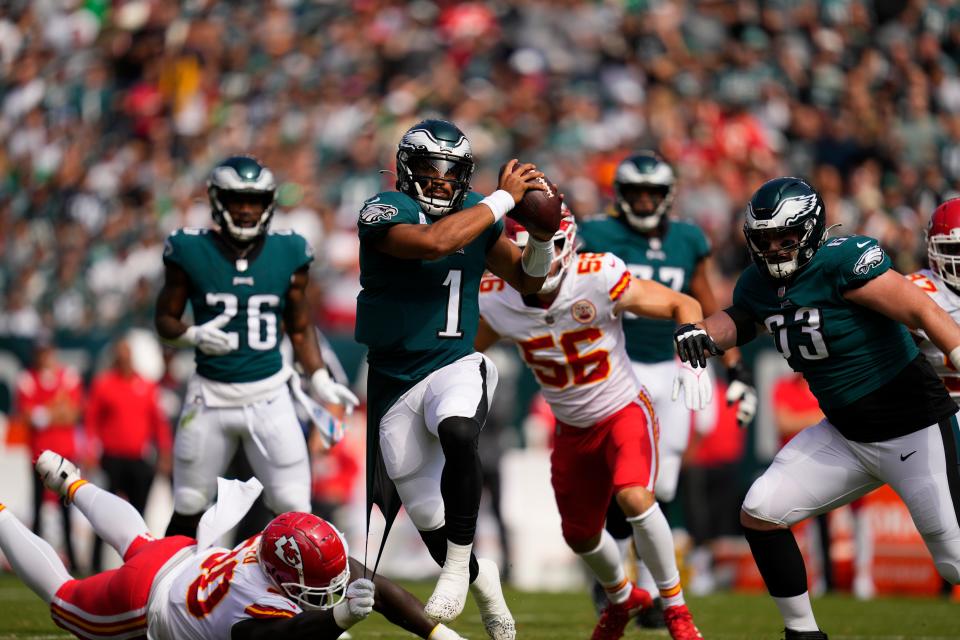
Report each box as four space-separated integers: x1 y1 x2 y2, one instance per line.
151 534 301 640
480 252 640 427
907 269 960 397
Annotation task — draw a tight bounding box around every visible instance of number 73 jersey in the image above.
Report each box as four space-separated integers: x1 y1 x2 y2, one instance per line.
479 252 640 427
732 235 917 410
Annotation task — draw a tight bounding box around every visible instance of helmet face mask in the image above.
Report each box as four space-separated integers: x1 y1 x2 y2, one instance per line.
743 177 826 280
208 156 277 242
927 198 960 290
257 513 350 612
396 120 474 217
614 152 675 233
508 212 578 294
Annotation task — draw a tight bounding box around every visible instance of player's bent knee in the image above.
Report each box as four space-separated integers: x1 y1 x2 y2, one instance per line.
264 485 311 515
615 485 656 517
565 532 602 554
173 487 210 516
437 417 481 450
740 508 783 531
405 496 445 532
936 561 960 584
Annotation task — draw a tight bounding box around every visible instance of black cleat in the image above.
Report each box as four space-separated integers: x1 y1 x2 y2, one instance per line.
784 629 829 640
635 596 666 629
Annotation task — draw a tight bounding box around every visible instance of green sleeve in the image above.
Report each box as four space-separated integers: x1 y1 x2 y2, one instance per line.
357 192 421 243
162 230 189 269
831 236 890 291
286 231 314 271
689 224 711 261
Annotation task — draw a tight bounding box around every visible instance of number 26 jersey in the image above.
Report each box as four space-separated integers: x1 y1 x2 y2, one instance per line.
479 252 639 427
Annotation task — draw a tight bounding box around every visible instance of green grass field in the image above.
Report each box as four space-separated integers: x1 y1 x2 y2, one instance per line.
0 573 955 640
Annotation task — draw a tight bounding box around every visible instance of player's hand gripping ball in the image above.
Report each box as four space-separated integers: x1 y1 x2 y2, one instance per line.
499 161 562 240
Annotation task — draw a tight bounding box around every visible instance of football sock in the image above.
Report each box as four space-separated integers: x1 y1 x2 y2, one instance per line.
165 510 204 538
627 503 685 607
418 526 480 582
743 526 818 632
437 417 483 546
634 559 658 596
579 530 631 604
0 507 71 603
71 481 150 558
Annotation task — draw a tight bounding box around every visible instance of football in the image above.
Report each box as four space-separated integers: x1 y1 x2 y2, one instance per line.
509 175 563 239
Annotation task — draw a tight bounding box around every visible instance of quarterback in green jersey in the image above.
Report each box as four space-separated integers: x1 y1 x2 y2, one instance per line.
356 119 555 638
155 156 358 539
675 177 960 640
579 151 756 626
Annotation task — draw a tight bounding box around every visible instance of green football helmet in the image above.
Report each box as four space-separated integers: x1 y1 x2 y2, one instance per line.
396 119 474 216
744 176 826 279
208 155 277 242
613 151 676 232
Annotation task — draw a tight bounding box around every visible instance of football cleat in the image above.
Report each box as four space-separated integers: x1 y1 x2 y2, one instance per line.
663 604 702 640
591 584 652 640
425 562 471 623
636 596 666 629
470 558 516 640
35 450 84 503
783 630 829 640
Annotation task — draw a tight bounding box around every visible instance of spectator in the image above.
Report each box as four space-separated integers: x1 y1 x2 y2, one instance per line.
84 336 172 571
14 336 82 570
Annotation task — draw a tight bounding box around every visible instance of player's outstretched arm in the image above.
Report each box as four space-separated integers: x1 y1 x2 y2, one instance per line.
615 277 702 323
375 159 545 260
673 309 746 369
845 269 960 367
485 231 550 294
474 316 504 352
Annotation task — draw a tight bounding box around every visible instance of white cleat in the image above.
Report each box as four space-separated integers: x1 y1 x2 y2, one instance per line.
425 563 470 623
470 558 516 640
35 450 83 502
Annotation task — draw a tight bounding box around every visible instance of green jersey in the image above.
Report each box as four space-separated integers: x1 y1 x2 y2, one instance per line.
733 235 917 409
163 228 313 383
355 191 503 382
578 216 710 363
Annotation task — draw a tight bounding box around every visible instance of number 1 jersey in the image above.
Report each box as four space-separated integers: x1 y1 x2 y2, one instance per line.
479 252 640 427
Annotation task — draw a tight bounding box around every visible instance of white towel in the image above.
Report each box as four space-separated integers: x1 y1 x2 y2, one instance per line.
196 477 264 551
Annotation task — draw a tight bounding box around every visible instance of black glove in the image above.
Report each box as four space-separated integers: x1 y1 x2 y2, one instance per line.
726 362 758 428
674 323 724 369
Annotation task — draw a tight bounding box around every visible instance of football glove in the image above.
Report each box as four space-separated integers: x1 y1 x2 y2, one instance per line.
181 316 237 355
674 323 723 369
726 362 758 428
672 360 713 411
333 578 375 629
310 368 360 412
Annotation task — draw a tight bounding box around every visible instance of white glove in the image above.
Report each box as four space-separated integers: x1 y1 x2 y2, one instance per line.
726 379 758 427
672 361 713 411
180 316 236 355
333 578 375 629
310 368 360 412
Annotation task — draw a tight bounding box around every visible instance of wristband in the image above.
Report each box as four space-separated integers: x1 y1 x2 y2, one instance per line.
521 236 554 278
950 346 960 373
479 189 515 222
333 600 360 630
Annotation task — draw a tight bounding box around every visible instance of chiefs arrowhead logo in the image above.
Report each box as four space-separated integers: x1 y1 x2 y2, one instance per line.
274 535 304 571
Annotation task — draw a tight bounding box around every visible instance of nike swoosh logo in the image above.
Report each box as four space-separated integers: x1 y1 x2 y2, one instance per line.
857 241 870 248
900 450 917 461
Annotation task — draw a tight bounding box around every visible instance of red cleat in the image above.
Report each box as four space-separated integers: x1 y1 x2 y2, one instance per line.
590 585 652 640
663 604 703 640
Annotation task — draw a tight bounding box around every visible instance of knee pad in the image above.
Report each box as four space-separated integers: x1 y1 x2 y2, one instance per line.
264 484 311 515
928 539 960 584
404 492 445 532
654 460 680 503
173 487 211 516
438 417 481 452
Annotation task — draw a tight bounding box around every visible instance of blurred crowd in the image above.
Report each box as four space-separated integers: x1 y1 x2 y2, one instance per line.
2 0 959 341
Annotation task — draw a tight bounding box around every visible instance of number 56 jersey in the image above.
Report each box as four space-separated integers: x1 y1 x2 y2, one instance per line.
479 252 640 427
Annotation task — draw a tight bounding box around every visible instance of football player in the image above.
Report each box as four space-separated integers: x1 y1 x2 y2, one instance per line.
0 450 466 640
578 151 757 621
356 119 556 637
476 215 705 640
675 177 960 640
155 156 358 538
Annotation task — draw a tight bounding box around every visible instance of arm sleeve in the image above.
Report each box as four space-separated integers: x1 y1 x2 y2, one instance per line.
689 224 712 261
834 236 890 292
356 193 419 243
602 254 632 302
231 611 343 640
290 233 314 271
162 231 185 268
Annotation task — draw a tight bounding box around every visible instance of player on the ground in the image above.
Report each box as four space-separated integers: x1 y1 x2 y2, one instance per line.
357 119 556 637
156 155 358 538
578 151 757 623
475 215 705 640
0 450 465 640
674 177 960 640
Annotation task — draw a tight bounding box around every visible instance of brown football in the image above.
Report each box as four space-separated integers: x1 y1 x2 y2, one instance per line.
509 176 562 238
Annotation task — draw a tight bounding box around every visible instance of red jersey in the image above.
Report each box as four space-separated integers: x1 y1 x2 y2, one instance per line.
16 366 83 458
772 374 823 447
85 370 172 459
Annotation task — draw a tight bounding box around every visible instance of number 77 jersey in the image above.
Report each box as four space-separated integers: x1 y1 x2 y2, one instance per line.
479 252 640 427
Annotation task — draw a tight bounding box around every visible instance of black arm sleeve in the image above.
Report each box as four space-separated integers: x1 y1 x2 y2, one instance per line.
231 611 344 640
724 305 758 346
